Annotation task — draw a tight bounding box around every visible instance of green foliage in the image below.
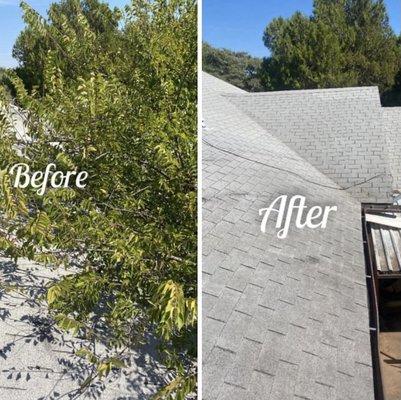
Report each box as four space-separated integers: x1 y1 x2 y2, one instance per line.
13 0 121 93
261 0 401 104
0 68 14 99
0 0 197 397
152 280 197 340
153 372 197 400
202 42 263 91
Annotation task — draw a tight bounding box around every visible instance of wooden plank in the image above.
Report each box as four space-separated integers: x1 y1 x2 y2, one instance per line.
381 228 397 272
366 213 401 229
371 226 388 272
390 229 401 272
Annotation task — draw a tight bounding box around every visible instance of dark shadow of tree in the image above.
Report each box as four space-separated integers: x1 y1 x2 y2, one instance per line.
0 259 169 399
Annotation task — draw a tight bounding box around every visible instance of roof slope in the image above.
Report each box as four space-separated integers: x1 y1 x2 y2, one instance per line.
383 107 401 192
225 86 393 202
202 72 374 400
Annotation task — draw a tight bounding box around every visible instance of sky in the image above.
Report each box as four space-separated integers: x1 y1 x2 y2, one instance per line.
0 0 128 68
203 0 401 58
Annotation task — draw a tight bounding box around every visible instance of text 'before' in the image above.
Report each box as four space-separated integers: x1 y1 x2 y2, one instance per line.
9 163 88 195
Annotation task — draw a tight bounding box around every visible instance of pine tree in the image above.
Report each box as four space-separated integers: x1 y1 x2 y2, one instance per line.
261 0 401 99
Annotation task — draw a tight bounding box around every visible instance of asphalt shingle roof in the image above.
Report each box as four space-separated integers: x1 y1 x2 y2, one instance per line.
383 107 401 192
202 72 387 400
225 86 392 202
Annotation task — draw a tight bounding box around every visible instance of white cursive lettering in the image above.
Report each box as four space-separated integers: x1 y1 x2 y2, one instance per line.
259 195 337 239
9 163 88 195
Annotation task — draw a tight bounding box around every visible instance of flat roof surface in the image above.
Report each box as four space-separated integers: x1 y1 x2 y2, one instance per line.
0 258 167 399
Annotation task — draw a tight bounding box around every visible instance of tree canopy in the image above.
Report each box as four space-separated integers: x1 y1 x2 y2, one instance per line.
261 0 401 104
0 0 197 398
202 42 263 92
12 0 122 93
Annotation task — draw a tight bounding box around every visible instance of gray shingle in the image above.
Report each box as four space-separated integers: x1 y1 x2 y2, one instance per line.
202 72 379 399
224 86 393 202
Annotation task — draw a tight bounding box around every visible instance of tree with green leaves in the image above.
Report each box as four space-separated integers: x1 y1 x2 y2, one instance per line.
12 0 121 93
202 42 263 91
261 0 401 104
0 0 197 398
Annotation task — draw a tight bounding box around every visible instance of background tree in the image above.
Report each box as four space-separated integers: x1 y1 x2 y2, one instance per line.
261 0 401 105
0 0 197 398
12 0 121 93
382 34 401 105
202 42 263 91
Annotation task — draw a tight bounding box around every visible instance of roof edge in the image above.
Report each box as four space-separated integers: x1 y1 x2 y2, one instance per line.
224 86 380 97
202 71 246 94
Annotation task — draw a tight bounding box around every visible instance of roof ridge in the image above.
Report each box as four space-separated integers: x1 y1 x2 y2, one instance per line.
224 86 379 97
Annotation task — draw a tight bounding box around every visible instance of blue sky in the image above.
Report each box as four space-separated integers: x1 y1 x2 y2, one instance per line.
203 0 401 58
0 0 128 68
